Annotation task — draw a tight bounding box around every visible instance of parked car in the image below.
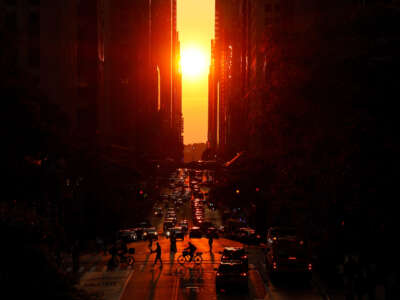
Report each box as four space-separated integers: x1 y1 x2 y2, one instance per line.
189 226 202 238
219 246 248 271
266 226 297 246
265 237 312 280
215 262 248 292
238 227 261 245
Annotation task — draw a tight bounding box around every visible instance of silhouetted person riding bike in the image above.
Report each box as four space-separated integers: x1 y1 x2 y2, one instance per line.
184 242 197 262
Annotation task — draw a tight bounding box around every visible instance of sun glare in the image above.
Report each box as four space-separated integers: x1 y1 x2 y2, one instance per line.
180 47 208 79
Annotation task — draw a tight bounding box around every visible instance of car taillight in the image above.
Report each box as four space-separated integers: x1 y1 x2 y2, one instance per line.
222 255 228 259
240 272 247 277
242 255 247 259
288 256 297 260
216 272 221 276
256 235 261 239
308 263 312 271
273 262 277 270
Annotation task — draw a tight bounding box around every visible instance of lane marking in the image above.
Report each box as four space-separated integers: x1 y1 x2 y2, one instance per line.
118 269 135 300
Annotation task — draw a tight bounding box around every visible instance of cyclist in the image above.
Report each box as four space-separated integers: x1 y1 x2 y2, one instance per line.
184 241 197 262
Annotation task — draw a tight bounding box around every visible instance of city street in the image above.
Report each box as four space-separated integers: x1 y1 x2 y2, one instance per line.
77 169 324 300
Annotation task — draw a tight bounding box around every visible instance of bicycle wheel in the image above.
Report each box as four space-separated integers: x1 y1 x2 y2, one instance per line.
194 255 202 265
127 256 134 265
178 255 186 265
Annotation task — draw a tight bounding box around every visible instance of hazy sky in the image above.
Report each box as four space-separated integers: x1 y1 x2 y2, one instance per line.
178 0 214 145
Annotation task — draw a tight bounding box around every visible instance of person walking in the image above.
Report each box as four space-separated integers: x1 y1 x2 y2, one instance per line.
153 242 163 267
208 235 214 252
170 233 177 253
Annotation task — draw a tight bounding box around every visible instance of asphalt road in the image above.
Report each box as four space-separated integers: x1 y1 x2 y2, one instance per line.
120 169 324 300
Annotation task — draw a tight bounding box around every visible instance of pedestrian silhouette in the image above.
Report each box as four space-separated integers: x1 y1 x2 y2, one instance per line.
208 235 213 252
153 242 163 267
170 234 177 253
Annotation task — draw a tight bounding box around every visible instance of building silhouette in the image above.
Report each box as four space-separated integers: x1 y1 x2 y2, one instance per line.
0 0 183 162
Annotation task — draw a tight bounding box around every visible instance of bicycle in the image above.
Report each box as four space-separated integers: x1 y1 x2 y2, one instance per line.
177 250 203 265
107 248 135 270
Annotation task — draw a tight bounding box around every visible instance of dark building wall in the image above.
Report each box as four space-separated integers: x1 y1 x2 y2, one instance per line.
151 0 182 161
104 0 153 150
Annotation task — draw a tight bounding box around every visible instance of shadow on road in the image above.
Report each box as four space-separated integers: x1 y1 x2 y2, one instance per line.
148 267 162 300
210 251 215 263
169 251 177 274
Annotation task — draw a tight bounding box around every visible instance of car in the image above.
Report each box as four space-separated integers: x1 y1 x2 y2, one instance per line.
178 220 189 232
170 226 184 240
117 227 138 242
142 226 159 240
220 247 248 271
163 220 175 237
265 237 312 280
154 208 163 217
199 221 213 231
266 226 297 246
189 226 202 238
225 218 247 236
238 227 261 245
206 226 219 239
215 262 248 292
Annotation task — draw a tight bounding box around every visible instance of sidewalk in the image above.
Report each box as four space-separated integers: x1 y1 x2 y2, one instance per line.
56 249 133 300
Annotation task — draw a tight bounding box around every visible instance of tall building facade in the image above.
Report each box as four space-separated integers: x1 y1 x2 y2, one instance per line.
1 0 183 161
209 0 322 158
151 0 182 161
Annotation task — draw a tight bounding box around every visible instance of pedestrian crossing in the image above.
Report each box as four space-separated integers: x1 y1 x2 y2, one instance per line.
61 255 224 275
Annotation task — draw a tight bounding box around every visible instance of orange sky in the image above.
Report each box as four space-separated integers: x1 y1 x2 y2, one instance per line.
178 0 215 145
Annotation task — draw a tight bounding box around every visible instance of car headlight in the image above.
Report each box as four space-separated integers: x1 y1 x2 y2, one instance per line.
143 232 147 236
154 232 158 235
166 231 170 236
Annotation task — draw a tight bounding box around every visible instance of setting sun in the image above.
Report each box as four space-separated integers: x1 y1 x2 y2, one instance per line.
180 47 208 78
